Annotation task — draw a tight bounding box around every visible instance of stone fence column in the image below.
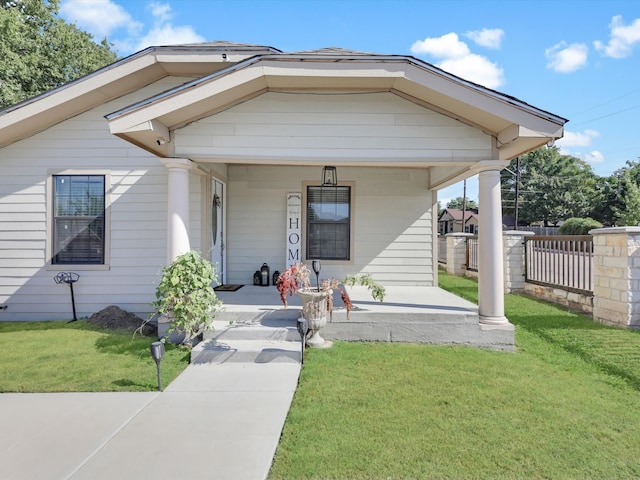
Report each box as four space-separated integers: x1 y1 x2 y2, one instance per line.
591 227 640 328
503 231 533 294
445 233 474 276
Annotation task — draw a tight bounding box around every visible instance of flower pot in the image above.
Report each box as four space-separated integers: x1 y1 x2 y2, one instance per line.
297 289 333 348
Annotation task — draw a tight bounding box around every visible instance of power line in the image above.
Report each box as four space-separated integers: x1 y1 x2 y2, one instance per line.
569 104 640 127
568 87 640 118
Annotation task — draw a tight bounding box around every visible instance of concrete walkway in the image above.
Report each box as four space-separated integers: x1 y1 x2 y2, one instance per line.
0 320 301 480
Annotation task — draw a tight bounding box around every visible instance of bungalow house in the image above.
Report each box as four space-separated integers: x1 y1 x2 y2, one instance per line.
465 211 480 234
438 208 478 234
0 41 566 330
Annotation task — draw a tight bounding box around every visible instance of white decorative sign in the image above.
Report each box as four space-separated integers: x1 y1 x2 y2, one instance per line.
286 192 302 268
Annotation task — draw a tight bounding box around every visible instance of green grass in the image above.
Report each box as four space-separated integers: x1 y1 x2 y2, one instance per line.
0 320 190 392
269 272 640 479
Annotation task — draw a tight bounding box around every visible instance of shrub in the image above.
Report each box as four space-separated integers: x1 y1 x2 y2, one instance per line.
152 251 222 345
559 217 602 235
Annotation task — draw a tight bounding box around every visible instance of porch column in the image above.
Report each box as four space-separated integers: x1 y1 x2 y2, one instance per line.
161 158 193 264
478 168 509 325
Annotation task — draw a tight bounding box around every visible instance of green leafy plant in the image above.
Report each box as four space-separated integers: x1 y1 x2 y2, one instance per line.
343 273 386 303
152 251 222 346
559 217 602 235
275 263 385 318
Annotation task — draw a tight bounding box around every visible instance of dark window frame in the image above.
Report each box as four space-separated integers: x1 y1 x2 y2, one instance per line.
52 174 106 265
305 185 351 261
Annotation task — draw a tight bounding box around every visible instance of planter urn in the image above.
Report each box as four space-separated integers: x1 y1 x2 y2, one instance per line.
297 289 333 348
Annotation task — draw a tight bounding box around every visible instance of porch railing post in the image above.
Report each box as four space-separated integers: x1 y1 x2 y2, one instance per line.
591 227 640 328
445 233 473 276
502 230 533 293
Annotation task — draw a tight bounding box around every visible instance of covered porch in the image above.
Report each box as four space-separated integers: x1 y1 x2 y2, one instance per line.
103 44 566 342
213 284 515 350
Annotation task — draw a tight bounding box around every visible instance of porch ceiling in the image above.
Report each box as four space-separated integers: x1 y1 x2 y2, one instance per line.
106 55 566 163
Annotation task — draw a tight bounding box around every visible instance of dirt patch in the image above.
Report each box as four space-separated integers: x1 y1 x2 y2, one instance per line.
88 305 157 336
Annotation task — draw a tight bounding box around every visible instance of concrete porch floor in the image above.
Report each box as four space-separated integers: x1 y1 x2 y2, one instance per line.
214 286 515 350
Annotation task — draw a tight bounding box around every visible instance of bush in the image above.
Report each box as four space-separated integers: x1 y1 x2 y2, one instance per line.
152 251 222 345
559 217 602 235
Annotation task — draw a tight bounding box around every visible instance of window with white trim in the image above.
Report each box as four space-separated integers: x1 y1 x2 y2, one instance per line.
306 185 351 261
52 175 105 264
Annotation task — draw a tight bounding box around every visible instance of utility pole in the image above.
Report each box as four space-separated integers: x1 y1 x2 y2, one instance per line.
462 179 467 232
514 157 520 230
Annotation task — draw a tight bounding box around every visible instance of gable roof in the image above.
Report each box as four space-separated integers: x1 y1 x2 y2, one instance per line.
0 41 567 177
439 208 478 222
0 42 280 148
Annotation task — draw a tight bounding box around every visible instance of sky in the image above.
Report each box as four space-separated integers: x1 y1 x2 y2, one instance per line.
58 0 640 206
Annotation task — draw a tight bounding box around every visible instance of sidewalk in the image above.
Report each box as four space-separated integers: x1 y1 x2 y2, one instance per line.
0 320 302 480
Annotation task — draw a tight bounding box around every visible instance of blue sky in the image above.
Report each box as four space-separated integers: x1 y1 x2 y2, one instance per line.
59 0 640 205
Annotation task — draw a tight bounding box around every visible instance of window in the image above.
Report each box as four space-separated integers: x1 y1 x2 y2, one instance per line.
52 175 105 264
306 185 351 261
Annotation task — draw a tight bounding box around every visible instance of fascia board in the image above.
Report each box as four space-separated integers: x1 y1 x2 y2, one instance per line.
0 53 161 147
107 64 268 134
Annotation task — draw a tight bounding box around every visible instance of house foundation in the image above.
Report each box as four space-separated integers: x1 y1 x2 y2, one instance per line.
212 285 515 351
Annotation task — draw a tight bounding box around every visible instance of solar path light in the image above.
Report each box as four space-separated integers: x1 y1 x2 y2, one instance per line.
312 260 321 292
297 318 308 363
150 341 165 391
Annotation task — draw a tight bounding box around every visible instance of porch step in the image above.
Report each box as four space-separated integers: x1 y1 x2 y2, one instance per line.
191 323 303 365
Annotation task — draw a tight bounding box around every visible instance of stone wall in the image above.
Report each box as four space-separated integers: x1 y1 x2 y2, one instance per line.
591 227 640 328
445 233 474 276
440 227 640 328
523 283 593 314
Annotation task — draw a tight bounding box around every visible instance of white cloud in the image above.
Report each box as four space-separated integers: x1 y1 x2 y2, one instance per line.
438 54 504 89
556 129 600 148
594 15 640 58
411 32 504 88
60 0 205 54
465 28 504 49
584 151 605 163
558 147 605 164
411 32 470 59
149 1 172 23
135 24 205 51
60 0 142 38
556 130 604 164
133 2 204 50
545 41 588 73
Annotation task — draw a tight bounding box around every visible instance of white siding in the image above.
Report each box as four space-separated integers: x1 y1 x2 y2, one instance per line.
175 92 492 162
226 165 434 286
0 77 204 320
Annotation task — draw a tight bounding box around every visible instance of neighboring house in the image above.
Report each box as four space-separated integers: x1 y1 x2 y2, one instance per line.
0 41 566 324
438 208 478 234
465 212 479 234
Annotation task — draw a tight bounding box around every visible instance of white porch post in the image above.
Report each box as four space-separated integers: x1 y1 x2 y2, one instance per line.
161 158 192 264
478 168 509 325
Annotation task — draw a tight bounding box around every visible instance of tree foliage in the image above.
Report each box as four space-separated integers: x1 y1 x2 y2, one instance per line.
592 163 640 226
502 147 597 226
0 0 118 108
559 217 602 235
446 197 478 210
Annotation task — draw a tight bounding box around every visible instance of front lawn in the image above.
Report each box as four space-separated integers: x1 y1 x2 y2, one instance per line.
0 320 190 392
269 272 640 479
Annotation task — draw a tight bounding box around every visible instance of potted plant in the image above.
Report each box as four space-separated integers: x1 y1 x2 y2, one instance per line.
152 250 222 346
276 262 385 347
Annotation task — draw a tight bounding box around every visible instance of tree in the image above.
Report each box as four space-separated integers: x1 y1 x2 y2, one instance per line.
446 197 478 210
0 0 118 108
592 169 640 226
502 147 597 226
